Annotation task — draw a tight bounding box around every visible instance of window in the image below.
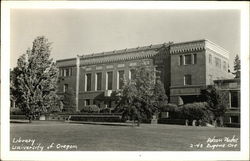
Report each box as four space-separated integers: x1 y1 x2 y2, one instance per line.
86 73 92 91
107 71 113 90
95 73 102 91
118 70 125 89
230 116 239 123
179 55 183 65
215 57 221 68
184 75 192 85
193 54 197 64
62 68 72 77
130 69 136 80
184 55 192 65
63 84 68 93
231 91 240 108
85 99 90 106
209 54 212 64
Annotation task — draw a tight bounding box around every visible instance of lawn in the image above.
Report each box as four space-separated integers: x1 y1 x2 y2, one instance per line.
10 121 240 151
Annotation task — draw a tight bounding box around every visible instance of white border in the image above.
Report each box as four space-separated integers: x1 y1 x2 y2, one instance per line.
1 1 249 161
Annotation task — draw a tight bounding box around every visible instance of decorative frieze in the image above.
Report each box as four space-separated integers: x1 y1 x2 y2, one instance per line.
96 66 103 70
117 64 125 68
129 62 137 67
106 65 114 69
86 67 92 71
170 40 205 54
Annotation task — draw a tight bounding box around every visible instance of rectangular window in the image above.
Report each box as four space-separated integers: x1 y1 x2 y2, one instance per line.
86 73 92 91
179 55 183 65
193 54 197 64
62 68 72 77
107 71 113 90
184 75 192 85
231 91 239 108
118 70 125 89
209 54 212 64
96 73 102 91
184 55 192 65
63 84 68 93
85 99 90 106
230 116 239 123
215 57 221 68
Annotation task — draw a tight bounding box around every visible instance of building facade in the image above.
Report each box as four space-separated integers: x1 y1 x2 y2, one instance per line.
56 39 232 112
214 79 240 127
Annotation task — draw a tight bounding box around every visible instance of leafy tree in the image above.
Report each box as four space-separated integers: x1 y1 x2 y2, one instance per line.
62 87 76 112
233 54 240 78
10 36 60 121
154 80 168 111
114 61 167 126
200 86 228 125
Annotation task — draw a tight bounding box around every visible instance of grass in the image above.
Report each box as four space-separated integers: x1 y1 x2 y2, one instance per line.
10 121 240 151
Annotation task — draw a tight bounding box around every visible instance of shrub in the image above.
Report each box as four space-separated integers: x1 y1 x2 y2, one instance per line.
100 108 111 113
160 104 182 119
182 102 212 122
69 114 124 122
10 108 25 115
80 105 100 113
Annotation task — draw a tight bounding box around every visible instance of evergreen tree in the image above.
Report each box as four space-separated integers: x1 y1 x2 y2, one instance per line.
233 54 240 78
10 36 60 121
115 61 167 126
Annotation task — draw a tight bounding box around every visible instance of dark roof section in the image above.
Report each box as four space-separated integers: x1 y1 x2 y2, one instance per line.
80 42 173 60
214 78 240 83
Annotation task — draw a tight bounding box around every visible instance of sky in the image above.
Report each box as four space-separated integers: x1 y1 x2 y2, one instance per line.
10 9 240 70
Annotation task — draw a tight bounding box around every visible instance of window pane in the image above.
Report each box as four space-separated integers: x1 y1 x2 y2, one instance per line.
118 70 124 89
193 54 197 64
63 84 68 92
107 71 113 90
86 73 91 91
96 73 102 90
231 91 239 108
179 55 183 65
230 116 239 123
184 55 192 65
184 75 192 85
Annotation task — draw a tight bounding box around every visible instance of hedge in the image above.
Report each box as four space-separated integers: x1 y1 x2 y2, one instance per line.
69 114 125 122
80 105 100 113
158 118 186 125
10 115 27 120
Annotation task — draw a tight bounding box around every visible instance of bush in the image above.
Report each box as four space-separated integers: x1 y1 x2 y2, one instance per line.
160 104 182 119
158 118 186 125
80 105 100 113
100 108 111 113
69 114 124 122
10 115 27 120
182 102 212 122
10 108 25 115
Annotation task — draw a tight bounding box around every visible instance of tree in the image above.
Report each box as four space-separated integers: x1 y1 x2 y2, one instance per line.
154 80 168 111
200 86 228 126
114 61 167 126
10 36 60 121
62 87 76 112
233 54 240 78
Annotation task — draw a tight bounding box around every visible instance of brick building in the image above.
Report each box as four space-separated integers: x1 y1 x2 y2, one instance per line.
214 79 240 127
56 39 232 111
